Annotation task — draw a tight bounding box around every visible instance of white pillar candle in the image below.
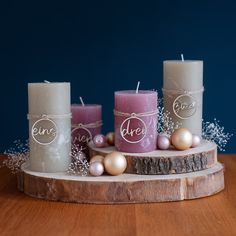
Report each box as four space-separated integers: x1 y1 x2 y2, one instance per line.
28 82 71 172
163 60 203 136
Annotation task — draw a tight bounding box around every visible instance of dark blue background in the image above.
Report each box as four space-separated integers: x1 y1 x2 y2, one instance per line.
1 0 235 152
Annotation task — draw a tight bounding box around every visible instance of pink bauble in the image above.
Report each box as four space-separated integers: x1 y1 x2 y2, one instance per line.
89 161 104 176
157 135 170 150
191 134 201 148
93 134 107 148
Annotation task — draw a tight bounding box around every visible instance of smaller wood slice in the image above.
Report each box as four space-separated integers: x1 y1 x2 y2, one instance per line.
89 141 217 175
21 162 224 204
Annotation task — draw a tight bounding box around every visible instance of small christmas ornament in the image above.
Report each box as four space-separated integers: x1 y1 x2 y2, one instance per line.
106 132 115 146
89 161 104 176
191 134 201 148
157 134 170 150
93 134 107 148
104 151 127 176
90 155 104 164
171 128 193 150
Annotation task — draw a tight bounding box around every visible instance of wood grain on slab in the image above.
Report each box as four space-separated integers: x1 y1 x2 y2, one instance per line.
20 162 224 204
89 141 217 174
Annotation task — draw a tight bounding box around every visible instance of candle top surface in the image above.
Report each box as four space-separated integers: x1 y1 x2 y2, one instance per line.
71 104 101 108
164 60 203 63
28 82 70 85
115 90 157 113
115 90 157 95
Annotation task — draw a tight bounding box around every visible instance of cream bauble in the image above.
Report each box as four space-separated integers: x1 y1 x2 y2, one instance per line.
90 155 104 164
104 151 127 176
171 128 193 150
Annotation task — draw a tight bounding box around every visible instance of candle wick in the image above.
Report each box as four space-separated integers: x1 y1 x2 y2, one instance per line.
44 80 50 83
80 97 85 106
181 54 184 62
136 81 140 94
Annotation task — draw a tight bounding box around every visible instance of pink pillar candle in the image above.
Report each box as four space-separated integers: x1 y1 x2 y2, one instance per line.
71 104 102 154
114 90 158 153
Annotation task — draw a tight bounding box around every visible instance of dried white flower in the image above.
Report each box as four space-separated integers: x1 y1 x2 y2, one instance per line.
202 119 233 151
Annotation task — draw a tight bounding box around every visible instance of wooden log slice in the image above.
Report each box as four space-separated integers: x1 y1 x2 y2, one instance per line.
21 162 224 204
89 141 217 175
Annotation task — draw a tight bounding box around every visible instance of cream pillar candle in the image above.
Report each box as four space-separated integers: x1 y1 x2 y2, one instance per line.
28 82 71 172
163 59 203 136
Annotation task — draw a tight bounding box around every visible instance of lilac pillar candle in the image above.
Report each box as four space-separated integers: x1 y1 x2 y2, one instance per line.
71 104 102 154
114 90 158 153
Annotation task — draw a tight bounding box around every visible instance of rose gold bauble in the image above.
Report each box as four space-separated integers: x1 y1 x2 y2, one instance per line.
104 151 127 176
90 155 104 164
106 132 115 146
171 128 193 150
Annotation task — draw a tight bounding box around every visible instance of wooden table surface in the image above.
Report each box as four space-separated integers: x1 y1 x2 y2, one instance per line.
0 154 236 236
